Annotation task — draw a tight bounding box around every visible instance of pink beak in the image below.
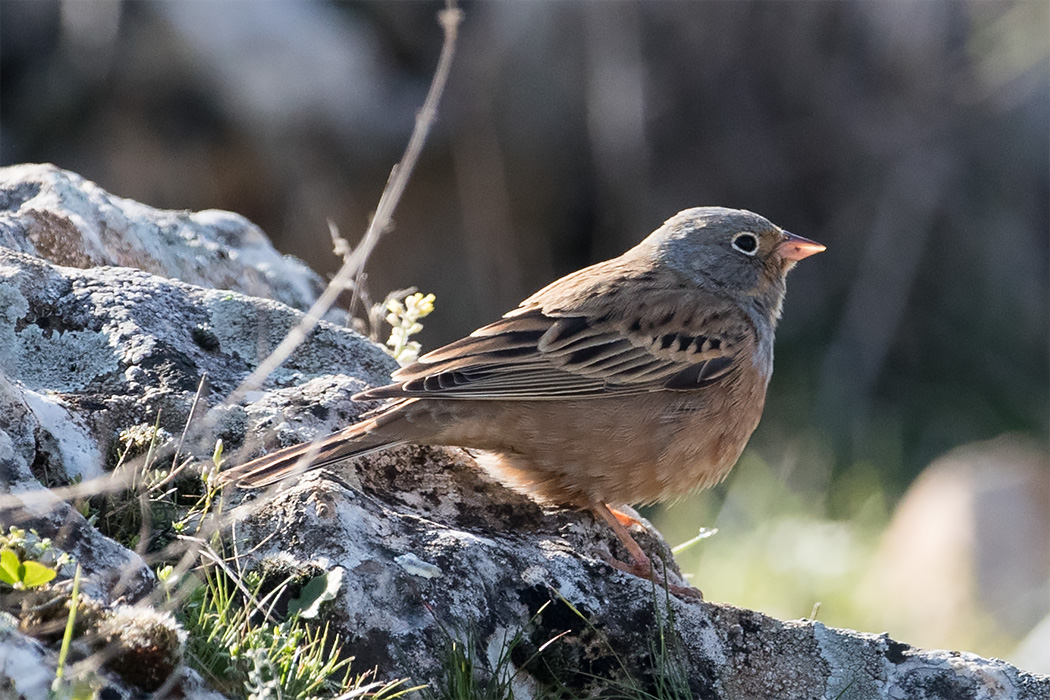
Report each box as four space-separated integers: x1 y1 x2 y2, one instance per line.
776 231 826 261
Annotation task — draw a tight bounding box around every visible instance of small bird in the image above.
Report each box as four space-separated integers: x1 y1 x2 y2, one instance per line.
221 207 824 594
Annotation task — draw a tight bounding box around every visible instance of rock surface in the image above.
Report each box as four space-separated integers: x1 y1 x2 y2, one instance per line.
0 163 324 313
0 166 1046 699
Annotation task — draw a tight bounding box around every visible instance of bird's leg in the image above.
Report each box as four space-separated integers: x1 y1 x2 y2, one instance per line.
592 502 653 579
608 506 643 528
591 502 704 601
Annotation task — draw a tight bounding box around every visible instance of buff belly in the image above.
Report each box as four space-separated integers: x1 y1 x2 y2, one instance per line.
421 385 767 507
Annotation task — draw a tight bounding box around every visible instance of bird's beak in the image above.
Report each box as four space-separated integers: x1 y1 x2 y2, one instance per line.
776 231 826 261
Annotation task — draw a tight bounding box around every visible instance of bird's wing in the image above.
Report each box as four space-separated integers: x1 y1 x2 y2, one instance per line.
359 278 755 401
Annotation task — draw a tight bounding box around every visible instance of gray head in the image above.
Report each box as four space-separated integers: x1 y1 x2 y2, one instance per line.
633 207 824 321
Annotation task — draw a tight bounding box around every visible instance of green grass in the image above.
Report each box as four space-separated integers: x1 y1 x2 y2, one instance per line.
168 565 397 699
424 601 566 700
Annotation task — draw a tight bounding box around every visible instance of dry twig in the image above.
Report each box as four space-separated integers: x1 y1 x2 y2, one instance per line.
227 4 464 405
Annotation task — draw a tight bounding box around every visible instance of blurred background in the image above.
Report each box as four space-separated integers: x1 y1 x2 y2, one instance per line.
3 0 1048 669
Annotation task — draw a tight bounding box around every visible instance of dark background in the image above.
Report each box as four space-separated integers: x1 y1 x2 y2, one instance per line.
3 0 1048 657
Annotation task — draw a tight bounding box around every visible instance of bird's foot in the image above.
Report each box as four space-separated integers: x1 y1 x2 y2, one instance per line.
600 550 704 601
604 551 653 579
664 579 704 601
593 503 703 601
604 553 705 601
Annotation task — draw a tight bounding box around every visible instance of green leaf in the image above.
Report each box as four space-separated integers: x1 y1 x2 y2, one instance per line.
0 549 20 585
20 560 56 588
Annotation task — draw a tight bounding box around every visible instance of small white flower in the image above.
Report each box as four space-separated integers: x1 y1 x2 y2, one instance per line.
382 291 436 366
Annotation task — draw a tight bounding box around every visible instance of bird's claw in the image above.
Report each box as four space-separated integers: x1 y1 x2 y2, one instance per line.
599 551 705 602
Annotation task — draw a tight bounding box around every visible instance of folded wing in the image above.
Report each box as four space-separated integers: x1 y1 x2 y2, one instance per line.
359 281 753 402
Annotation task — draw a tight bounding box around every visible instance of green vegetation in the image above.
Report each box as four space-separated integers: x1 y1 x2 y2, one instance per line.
425 602 568 700
0 527 74 584
50 565 91 700
165 563 413 700
0 546 57 590
150 438 416 699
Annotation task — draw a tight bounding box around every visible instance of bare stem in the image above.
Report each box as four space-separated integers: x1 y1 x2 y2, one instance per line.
227 3 464 405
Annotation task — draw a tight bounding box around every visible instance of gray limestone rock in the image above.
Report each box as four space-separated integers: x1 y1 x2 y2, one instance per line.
0 163 324 313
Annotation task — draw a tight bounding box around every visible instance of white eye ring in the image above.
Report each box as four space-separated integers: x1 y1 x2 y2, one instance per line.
732 232 759 256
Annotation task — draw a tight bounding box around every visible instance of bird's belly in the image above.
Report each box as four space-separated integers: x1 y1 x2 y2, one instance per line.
430 387 766 507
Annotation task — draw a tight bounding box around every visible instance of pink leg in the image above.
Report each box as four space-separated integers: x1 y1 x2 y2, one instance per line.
591 502 704 601
593 502 653 578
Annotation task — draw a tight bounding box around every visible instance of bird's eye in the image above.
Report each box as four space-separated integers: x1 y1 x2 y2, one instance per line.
732 232 758 255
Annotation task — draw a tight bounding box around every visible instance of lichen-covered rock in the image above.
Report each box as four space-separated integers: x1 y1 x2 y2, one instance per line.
232 464 1050 699
0 163 323 312
0 237 388 695
0 166 1046 698
0 373 154 603
0 247 391 481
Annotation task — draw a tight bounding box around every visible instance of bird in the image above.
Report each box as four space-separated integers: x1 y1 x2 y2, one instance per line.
220 207 824 595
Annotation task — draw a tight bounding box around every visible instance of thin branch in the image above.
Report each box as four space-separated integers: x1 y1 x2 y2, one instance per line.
227 5 464 406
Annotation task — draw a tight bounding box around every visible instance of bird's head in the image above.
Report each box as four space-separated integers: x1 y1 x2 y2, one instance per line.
640 207 825 322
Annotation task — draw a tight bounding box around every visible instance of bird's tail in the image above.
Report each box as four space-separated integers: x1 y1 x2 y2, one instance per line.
219 401 416 489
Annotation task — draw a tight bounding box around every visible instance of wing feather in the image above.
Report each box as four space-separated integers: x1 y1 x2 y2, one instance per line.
358 282 754 402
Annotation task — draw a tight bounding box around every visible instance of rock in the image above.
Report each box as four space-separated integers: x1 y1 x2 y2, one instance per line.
0 177 386 695
233 464 1050 699
0 374 154 604
0 165 1046 698
0 612 55 700
0 163 324 313
0 246 391 473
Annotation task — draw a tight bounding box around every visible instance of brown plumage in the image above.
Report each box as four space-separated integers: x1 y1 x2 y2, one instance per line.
220 207 824 594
